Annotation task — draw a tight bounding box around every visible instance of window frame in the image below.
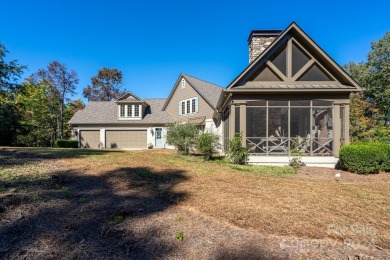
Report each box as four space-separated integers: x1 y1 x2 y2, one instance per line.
179 97 198 115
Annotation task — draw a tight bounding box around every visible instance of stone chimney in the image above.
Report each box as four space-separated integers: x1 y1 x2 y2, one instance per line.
248 30 282 63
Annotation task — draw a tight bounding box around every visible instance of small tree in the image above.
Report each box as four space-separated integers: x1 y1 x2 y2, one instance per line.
166 123 198 154
195 130 221 160
228 132 249 164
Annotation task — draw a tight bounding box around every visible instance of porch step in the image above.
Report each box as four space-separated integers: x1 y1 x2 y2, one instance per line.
248 156 339 168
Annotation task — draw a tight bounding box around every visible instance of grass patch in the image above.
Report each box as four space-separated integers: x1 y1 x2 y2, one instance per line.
230 164 296 176
108 215 125 226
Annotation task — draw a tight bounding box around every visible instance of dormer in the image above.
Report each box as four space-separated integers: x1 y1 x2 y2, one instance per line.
115 92 148 120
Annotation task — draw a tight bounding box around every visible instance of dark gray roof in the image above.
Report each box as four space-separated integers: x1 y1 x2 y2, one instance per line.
69 99 174 125
234 84 356 89
182 74 224 108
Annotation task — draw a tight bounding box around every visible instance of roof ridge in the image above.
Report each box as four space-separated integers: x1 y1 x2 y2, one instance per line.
182 73 224 89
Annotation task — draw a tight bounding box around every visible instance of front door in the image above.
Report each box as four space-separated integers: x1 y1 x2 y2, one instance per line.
155 128 163 148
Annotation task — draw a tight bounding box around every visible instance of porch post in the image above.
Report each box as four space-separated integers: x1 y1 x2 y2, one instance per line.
240 104 246 147
229 104 235 139
333 104 340 157
345 104 350 145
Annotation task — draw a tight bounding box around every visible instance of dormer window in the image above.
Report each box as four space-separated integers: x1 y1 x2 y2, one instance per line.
181 78 185 89
127 105 133 117
118 104 142 119
120 105 126 117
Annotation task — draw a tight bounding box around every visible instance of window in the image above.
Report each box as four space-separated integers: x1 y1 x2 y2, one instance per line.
120 105 125 117
181 102 185 115
186 100 190 114
181 78 185 89
179 97 198 115
119 104 141 118
127 105 133 117
192 99 196 113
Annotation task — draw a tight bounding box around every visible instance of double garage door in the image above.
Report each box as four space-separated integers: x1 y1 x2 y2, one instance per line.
79 130 147 149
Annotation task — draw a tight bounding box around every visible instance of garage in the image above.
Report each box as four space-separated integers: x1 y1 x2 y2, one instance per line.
80 130 100 148
105 130 147 149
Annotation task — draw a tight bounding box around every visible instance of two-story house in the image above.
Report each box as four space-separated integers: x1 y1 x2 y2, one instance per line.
69 74 223 149
70 22 362 167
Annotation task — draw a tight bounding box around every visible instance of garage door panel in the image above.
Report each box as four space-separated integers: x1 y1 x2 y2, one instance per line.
105 130 146 149
80 130 100 149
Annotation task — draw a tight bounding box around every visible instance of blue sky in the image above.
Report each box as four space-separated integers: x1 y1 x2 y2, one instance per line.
1 0 389 101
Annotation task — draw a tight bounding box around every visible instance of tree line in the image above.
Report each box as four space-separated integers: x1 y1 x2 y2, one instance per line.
0 43 126 146
1 30 389 147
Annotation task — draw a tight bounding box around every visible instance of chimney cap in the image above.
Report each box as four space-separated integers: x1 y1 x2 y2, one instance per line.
248 30 282 44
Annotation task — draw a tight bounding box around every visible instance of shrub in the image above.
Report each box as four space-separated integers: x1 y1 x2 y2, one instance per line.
228 132 249 165
195 131 221 160
166 123 198 154
339 142 390 174
52 139 79 148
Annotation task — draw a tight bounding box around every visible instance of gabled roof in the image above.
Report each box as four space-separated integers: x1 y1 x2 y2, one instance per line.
68 99 173 125
162 73 224 110
115 91 147 104
227 22 362 91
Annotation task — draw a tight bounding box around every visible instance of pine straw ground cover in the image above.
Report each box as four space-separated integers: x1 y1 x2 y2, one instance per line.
0 147 389 259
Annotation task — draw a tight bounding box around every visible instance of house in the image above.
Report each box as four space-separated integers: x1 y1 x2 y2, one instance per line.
69 22 362 167
68 74 224 149
216 22 362 167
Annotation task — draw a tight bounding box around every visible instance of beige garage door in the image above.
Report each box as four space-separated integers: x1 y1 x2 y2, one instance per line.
105 130 147 149
80 130 100 148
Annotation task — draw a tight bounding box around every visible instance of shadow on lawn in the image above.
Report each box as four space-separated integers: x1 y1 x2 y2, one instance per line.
0 162 188 258
0 147 120 168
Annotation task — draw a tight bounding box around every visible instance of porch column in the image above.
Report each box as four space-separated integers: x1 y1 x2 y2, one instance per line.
345 104 350 145
240 104 247 147
333 105 340 157
229 104 235 139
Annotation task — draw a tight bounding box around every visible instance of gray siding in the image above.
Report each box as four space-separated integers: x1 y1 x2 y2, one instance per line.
165 78 214 121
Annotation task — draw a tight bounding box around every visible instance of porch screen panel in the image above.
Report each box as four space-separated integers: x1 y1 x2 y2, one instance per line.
290 108 311 155
312 106 333 155
246 107 266 154
268 107 288 154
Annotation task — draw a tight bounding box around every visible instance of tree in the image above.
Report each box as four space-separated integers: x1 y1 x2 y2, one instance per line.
166 123 198 154
64 99 85 139
0 43 25 93
83 67 125 101
366 31 390 124
32 61 79 139
0 42 26 145
343 31 390 141
15 82 56 146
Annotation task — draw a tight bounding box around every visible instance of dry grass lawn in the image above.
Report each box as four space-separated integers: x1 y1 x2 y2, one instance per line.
1 147 389 259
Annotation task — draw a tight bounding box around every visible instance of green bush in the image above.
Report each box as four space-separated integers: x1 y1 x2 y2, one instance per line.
339 142 390 174
52 139 79 148
228 132 249 165
195 131 221 160
166 123 198 154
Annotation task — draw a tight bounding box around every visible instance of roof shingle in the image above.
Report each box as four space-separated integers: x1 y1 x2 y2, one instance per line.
68 99 174 125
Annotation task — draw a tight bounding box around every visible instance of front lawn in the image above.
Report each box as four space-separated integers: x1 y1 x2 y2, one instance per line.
0 147 389 259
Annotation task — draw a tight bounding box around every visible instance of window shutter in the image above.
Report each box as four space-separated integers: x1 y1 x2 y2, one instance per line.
179 102 182 115
195 97 199 112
